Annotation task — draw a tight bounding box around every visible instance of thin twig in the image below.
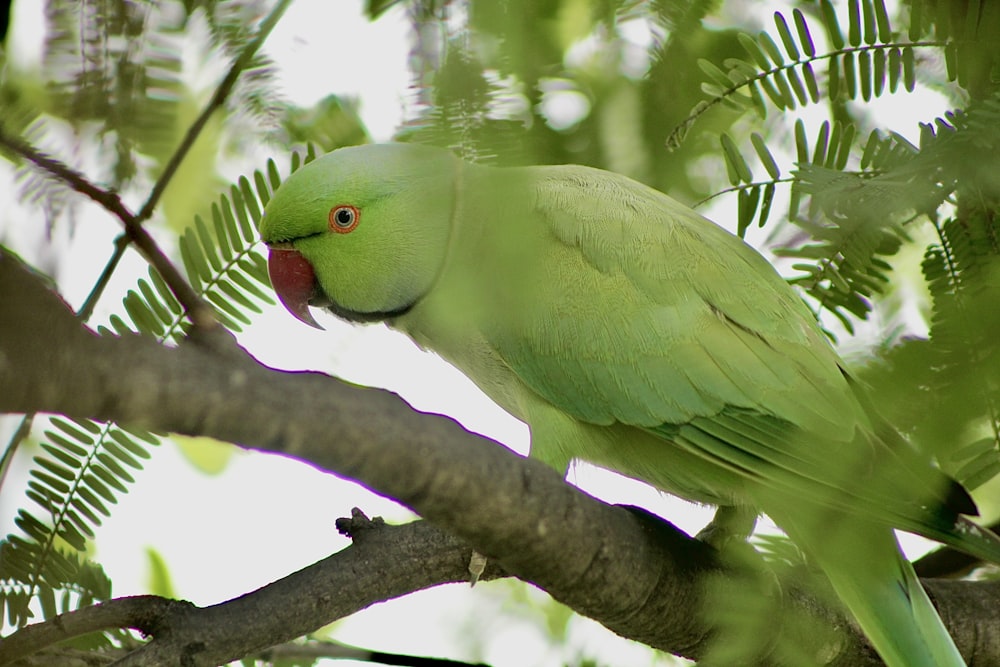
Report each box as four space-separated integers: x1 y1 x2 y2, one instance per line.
0 126 217 329
78 234 132 322
693 176 796 208
0 128 133 221
135 0 294 223
0 413 34 492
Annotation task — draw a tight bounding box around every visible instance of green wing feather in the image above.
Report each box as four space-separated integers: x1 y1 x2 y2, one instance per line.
478 166 959 521
498 165 855 435
466 163 1000 539
459 164 998 666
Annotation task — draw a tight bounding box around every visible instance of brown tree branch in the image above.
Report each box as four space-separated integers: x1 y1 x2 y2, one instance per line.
0 127 217 330
2 514 497 667
2 249 1000 666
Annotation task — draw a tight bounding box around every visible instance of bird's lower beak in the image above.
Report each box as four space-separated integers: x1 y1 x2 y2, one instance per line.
266 246 325 329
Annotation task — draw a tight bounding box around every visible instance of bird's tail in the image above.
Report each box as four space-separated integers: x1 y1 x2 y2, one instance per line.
780 513 967 667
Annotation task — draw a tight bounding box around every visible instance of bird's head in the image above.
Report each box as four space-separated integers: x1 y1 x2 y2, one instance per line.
259 143 459 328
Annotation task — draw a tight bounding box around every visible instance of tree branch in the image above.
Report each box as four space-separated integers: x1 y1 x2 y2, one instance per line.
2 513 497 667
0 128 217 330
3 249 1000 666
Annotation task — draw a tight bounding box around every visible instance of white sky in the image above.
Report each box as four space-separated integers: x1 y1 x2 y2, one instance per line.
0 1 956 665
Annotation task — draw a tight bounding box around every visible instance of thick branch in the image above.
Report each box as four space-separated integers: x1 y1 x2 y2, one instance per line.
2 514 494 666
2 250 1000 666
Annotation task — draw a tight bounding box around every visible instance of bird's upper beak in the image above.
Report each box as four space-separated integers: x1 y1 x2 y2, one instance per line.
266 244 325 329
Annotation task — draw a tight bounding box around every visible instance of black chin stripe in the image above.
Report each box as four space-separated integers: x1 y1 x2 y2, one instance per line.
323 300 416 324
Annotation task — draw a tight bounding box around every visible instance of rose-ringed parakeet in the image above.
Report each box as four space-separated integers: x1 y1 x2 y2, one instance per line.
259 142 1000 667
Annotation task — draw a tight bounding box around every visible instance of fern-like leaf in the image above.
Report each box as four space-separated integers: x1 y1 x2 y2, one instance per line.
667 0 999 148
702 132 789 238
0 419 155 626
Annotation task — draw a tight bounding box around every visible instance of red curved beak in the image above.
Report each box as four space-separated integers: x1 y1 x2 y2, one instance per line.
266 245 324 329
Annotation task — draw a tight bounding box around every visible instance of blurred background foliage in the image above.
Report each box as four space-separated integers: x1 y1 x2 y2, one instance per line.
1 0 999 665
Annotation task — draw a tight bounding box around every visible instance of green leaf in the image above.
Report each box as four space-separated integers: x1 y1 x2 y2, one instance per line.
738 185 761 237
738 32 771 70
751 133 781 179
212 202 234 264
944 42 958 82
773 12 800 61
137 278 172 326
267 158 281 190
812 121 831 165
758 75 788 109
109 429 155 460
908 0 924 40
215 278 263 313
145 547 177 599
792 9 815 58
759 182 776 228
785 67 808 106
40 444 84 470
51 418 98 443
757 31 785 66
802 62 820 103
860 129 881 169
903 46 916 91
848 0 862 46
827 55 841 101
76 487 111 519
859 50 872 101
770 69 797 109
887 47 901 93
699 58 736 91
195 215 223 273
794 119 809 164
721 133 753 184
173 435 234 476
43 432 88 459
820 0 845 49
952 437 1000 462
34 458 76 483
148 269 183 321
206 290 252 327
861 0 877 45
747 82 768 118
842 52 858 99
230 184 255 243
873 48 886 97
96 453 135 485
181 228 212 285
873 0 892 42
834 123 856 170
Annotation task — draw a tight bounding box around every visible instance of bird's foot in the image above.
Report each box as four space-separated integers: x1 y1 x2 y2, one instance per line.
696 505 758 551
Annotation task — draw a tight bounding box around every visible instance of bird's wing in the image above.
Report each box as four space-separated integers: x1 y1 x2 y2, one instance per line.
479 164 965 527
487 164 855 431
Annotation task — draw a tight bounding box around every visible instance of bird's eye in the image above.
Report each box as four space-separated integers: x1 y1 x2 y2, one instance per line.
329 205 359 233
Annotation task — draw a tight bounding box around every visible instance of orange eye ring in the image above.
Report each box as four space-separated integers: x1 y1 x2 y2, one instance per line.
329 205 359 233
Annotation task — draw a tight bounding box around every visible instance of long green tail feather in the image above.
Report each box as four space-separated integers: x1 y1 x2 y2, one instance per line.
777 512 966 667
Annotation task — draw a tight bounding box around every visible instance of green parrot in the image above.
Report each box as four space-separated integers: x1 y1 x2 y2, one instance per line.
259 142 1000 667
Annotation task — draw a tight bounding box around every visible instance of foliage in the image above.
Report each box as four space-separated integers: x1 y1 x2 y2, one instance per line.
1 0 999 664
